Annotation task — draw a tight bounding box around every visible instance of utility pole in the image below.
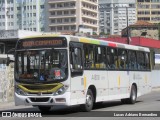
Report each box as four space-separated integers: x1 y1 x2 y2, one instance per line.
126 7 129 44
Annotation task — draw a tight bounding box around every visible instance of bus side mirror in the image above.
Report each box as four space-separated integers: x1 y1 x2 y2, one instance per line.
6 48 15 66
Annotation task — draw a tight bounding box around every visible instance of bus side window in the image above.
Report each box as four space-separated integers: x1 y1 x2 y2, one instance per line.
84 45 95 69
118 49 127 70
95 46 106 69
128 51 137 70
107 47 117 70
70 47 83 70
145 53 150 70
137 52 145 70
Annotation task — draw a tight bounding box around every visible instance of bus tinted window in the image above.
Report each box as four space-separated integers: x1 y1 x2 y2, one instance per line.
70 48 83 70
118 49 128 70
84 45 95 69
128 51 137 70
145 53 150 70
107 47 118 70
95 46 106 69
137 52 145 70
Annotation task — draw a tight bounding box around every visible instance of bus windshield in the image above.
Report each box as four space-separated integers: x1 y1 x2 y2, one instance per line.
15 49 68 83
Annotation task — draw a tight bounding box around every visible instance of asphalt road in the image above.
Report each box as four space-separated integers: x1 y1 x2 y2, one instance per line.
0 90 160 120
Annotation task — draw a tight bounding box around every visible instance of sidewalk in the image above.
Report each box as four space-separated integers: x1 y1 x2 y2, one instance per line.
0 101 31 111
0 87 160 111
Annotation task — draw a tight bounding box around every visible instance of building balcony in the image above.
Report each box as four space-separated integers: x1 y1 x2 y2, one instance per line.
49 15 76 19
48 0 76 3
81 7 98 13
82 14 98 20
82 0 98 6
49 7 76 11
82 22 98 28
49 22 76 27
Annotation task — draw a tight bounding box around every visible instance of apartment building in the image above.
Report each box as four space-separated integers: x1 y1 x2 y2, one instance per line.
99 0 137 35
0 0 46 32
46 0 99 34
137 0 160 23
16 0 46 32
0 0 16 30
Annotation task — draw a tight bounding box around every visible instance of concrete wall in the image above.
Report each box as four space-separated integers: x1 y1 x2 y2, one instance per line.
0 63 14 103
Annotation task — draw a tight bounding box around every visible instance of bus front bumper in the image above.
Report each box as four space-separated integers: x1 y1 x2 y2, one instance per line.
14 92 71 106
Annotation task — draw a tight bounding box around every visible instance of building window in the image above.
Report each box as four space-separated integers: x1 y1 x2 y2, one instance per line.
57 3 63 8
33 13 36 17
33 28 36 31
33 5 36 9
70 2 75 7
51 11 55 15
11 7 13 11
57 18 62 23
57 11 62 15
64 18 69 22
64 26 69 30
51 27 56 31
41 27 44 31
71 25 76 30
64 3 69 7
64 11 69 15
51 19 55 23
41 5 44 9
71 10 75 14
50 4 55 8
17 7 21 10
57 26 62 30
71 18 76 22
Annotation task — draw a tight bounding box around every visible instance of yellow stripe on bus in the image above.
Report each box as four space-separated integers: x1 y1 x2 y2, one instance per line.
84 76 87 89
118 76 121 87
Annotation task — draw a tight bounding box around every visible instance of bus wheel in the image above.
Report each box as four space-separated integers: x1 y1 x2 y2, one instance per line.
128 85 137 104
81 89 94 112
38 106 51 112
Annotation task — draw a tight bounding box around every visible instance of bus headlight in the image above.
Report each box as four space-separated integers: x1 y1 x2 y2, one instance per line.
54 85 69 96
15 87 27 96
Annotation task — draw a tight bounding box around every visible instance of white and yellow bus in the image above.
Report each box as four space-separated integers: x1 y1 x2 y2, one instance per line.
13 35 152 112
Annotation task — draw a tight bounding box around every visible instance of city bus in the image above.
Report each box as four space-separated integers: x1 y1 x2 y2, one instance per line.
13 34 152 112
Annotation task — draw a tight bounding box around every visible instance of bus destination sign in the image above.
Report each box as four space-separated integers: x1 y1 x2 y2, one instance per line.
23 40 63 47
17 37 67 49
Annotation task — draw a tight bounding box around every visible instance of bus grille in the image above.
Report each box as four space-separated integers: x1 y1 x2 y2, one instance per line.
23 85 57 91
29 97 50 102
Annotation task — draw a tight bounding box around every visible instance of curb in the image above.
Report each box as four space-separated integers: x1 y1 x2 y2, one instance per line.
152 87 160 91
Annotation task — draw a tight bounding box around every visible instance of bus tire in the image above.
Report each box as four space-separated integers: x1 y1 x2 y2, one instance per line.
38 106 51 112
128 85 137 104
81 89 94 112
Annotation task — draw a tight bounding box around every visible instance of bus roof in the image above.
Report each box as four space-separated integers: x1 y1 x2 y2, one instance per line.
18 34 150 52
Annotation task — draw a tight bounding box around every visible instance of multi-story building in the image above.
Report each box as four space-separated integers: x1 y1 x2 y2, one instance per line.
0 0 16 30
137 0 160 23
99 0 137 35
17 0 46 32
46 0 99 34
0 0 46 32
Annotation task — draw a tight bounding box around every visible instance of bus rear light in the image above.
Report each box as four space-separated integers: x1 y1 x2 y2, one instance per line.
55 98 66 102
